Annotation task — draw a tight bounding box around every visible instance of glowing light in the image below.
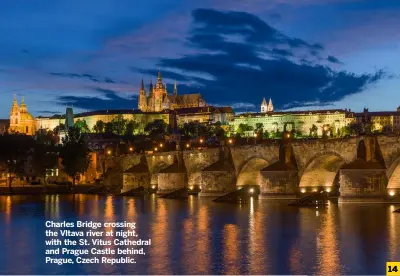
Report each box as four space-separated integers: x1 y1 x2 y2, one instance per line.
228 139 233 144
326 188 331 193
254 133 258 137
154 147 158 151
286 133 290 138
107 150 111 155
313 188 318 192
389 190 395 197
301 188 306 193
151 185 156 189
159 143 163 148
189 186 193 190
249 188 254 194
199 139 203 143
186 143 190 148
129 147 133 151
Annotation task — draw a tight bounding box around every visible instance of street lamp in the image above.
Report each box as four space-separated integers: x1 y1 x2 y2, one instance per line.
159 143 163 148
186 143 190 149
129 147 133 152
154 147 158 152
228 138 233 144
199 138 203 144
107 150 112 155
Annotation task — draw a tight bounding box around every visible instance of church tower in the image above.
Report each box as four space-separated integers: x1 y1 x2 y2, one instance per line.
261 97 268 113
267 98 274 112
9 94 20 132
138 78 147 111
153 69 165 112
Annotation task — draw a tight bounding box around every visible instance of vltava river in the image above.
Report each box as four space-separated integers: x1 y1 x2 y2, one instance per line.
0 195 399 275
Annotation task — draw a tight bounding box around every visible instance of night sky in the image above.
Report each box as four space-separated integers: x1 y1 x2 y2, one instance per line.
1 0 399 118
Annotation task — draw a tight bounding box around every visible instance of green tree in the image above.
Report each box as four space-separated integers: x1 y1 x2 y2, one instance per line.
0 135 34 187
74 119 90 133
309 124 318 137
53 123 65 134
59 126 91 187
209 122 225 140
236 123 253 137
145 119 169 138
31 143 58 186
93 120 105 133
125 120 139 136
111 115 127 135
104 122 113 134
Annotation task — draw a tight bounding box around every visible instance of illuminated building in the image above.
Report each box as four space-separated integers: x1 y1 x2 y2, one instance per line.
138 70 206 112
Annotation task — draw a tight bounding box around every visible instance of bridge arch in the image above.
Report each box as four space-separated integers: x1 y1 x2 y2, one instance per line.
299 151 347 190
387 155 400 191
236 157 271 187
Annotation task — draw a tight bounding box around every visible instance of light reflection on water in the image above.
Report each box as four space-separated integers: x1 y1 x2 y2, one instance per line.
0 195 399 275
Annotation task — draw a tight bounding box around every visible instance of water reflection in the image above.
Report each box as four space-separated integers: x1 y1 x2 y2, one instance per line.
0 195 399 275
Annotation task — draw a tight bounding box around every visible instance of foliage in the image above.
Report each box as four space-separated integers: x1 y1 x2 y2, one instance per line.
0 134 34 187
31 143 58 185
53 123 65 134
236 123 254 136
145 119 169 138
74 119 90 133
59 126 91 186
309 124 318 137
111 115 127 135
209 122 226 140
93 120 105 133
125 120 139 136
179 121 209 138
105 122 113 134
36 130 58 146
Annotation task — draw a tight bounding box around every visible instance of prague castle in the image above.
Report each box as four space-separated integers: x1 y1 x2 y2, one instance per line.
138 70 206 112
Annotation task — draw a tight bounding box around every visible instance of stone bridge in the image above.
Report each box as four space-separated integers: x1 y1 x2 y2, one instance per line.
104 134 400 202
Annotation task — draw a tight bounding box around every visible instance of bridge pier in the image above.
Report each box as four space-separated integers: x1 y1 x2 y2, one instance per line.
338 168 388 203
157 153 188 195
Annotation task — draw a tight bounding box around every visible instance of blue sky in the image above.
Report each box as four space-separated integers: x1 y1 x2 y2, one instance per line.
1 0 399 117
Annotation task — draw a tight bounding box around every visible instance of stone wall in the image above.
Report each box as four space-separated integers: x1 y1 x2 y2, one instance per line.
199 171 236 196
121 172 150 193
339 169 387 202
157 173 187 194
260 171 298 196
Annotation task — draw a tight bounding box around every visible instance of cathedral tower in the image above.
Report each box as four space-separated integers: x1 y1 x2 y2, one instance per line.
138 78 147 111
268 98 274 112
261 97 268 113
153 69 165 112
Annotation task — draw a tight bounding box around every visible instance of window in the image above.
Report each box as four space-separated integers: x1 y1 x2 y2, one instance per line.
26 126 29 133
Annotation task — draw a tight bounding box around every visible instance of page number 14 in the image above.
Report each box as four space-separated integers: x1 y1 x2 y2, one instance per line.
387 262 400 275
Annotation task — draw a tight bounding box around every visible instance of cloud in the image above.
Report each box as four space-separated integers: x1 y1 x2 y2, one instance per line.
50 72 117 83
139 8 386 110
327 55 342 64
57 87 136 111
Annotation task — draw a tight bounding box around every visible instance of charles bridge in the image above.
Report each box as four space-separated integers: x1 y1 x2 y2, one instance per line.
102 134 400 202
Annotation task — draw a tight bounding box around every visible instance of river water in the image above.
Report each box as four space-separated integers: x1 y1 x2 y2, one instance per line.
0 194 399 275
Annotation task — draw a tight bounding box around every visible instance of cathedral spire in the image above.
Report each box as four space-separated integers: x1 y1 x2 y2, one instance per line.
173 80 177 96
141 78 145 90
157 68 162 84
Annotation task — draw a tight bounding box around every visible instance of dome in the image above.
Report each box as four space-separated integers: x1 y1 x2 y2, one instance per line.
19 111 34 121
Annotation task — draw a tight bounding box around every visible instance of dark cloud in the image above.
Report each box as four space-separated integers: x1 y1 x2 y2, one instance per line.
50 72 117 84
36 110 61 115
327 55 342 64
57 88 136 110
138 9 386 111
